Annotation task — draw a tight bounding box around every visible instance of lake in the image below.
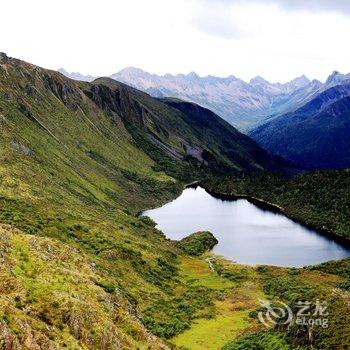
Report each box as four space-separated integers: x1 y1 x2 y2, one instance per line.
142 186 350 267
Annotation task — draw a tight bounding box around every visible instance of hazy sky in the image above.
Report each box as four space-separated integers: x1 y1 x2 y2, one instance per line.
2 0 350 82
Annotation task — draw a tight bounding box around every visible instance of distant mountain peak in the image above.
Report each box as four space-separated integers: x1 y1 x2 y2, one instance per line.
115 67 152 79
187 71 199 79
328 70 341 77
58 68 69 75
58 68 95 82
250 82 350 170
324 71 350 88
250 76 270 85
280 75 311 92
118 66 147 74
290 75 310 84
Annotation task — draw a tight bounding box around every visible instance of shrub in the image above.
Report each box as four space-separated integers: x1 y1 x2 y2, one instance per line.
177 231 218 256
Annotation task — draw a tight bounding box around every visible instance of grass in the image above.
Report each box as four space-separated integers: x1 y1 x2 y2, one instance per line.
178 256 235 290
174 253 350 350
222 331 307 350
0 55 188 348
0 224 160 349
172 302 250 350
171 255 265 349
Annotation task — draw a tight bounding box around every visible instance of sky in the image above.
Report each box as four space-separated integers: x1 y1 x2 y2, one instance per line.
2 0 350 83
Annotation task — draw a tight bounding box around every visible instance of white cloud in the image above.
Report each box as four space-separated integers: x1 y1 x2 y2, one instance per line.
192 12 247 39
1 0 350 83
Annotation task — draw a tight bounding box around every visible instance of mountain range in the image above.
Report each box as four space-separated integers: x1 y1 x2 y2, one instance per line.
59 67 350 131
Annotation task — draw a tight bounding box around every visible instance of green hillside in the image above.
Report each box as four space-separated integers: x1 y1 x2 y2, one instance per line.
0 52 187 349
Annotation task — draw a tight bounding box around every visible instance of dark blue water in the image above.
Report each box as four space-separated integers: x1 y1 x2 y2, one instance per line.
142 186 350 267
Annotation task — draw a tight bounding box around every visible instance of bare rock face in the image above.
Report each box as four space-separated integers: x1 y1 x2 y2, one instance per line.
11 141 33 156
0 52 9 63
42 73 84 110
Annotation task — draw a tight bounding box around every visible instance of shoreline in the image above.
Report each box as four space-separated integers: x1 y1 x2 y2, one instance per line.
137 181 350 268
202 185 350 248
137 181 350 248
135 180 201 217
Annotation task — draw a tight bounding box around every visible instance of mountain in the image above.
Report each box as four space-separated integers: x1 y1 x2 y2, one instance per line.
249 83 350 170
58 68 96 82
249 75 310 95
0 52 291 347
325 70 350 87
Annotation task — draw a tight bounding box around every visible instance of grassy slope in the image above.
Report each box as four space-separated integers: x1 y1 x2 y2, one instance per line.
171 256 264 350
162 98 292 175
0 54 188 348
164 252 350 350
170 253 350 350
0 224 162 349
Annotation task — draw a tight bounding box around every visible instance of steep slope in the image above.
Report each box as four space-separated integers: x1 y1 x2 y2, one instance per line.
249 84 350 170
0 53 209 348
0 52 183 348
161 98 292 174
0 224 165 349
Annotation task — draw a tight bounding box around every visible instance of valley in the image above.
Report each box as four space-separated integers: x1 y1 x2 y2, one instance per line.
0 53 349 350
3 0 350 349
